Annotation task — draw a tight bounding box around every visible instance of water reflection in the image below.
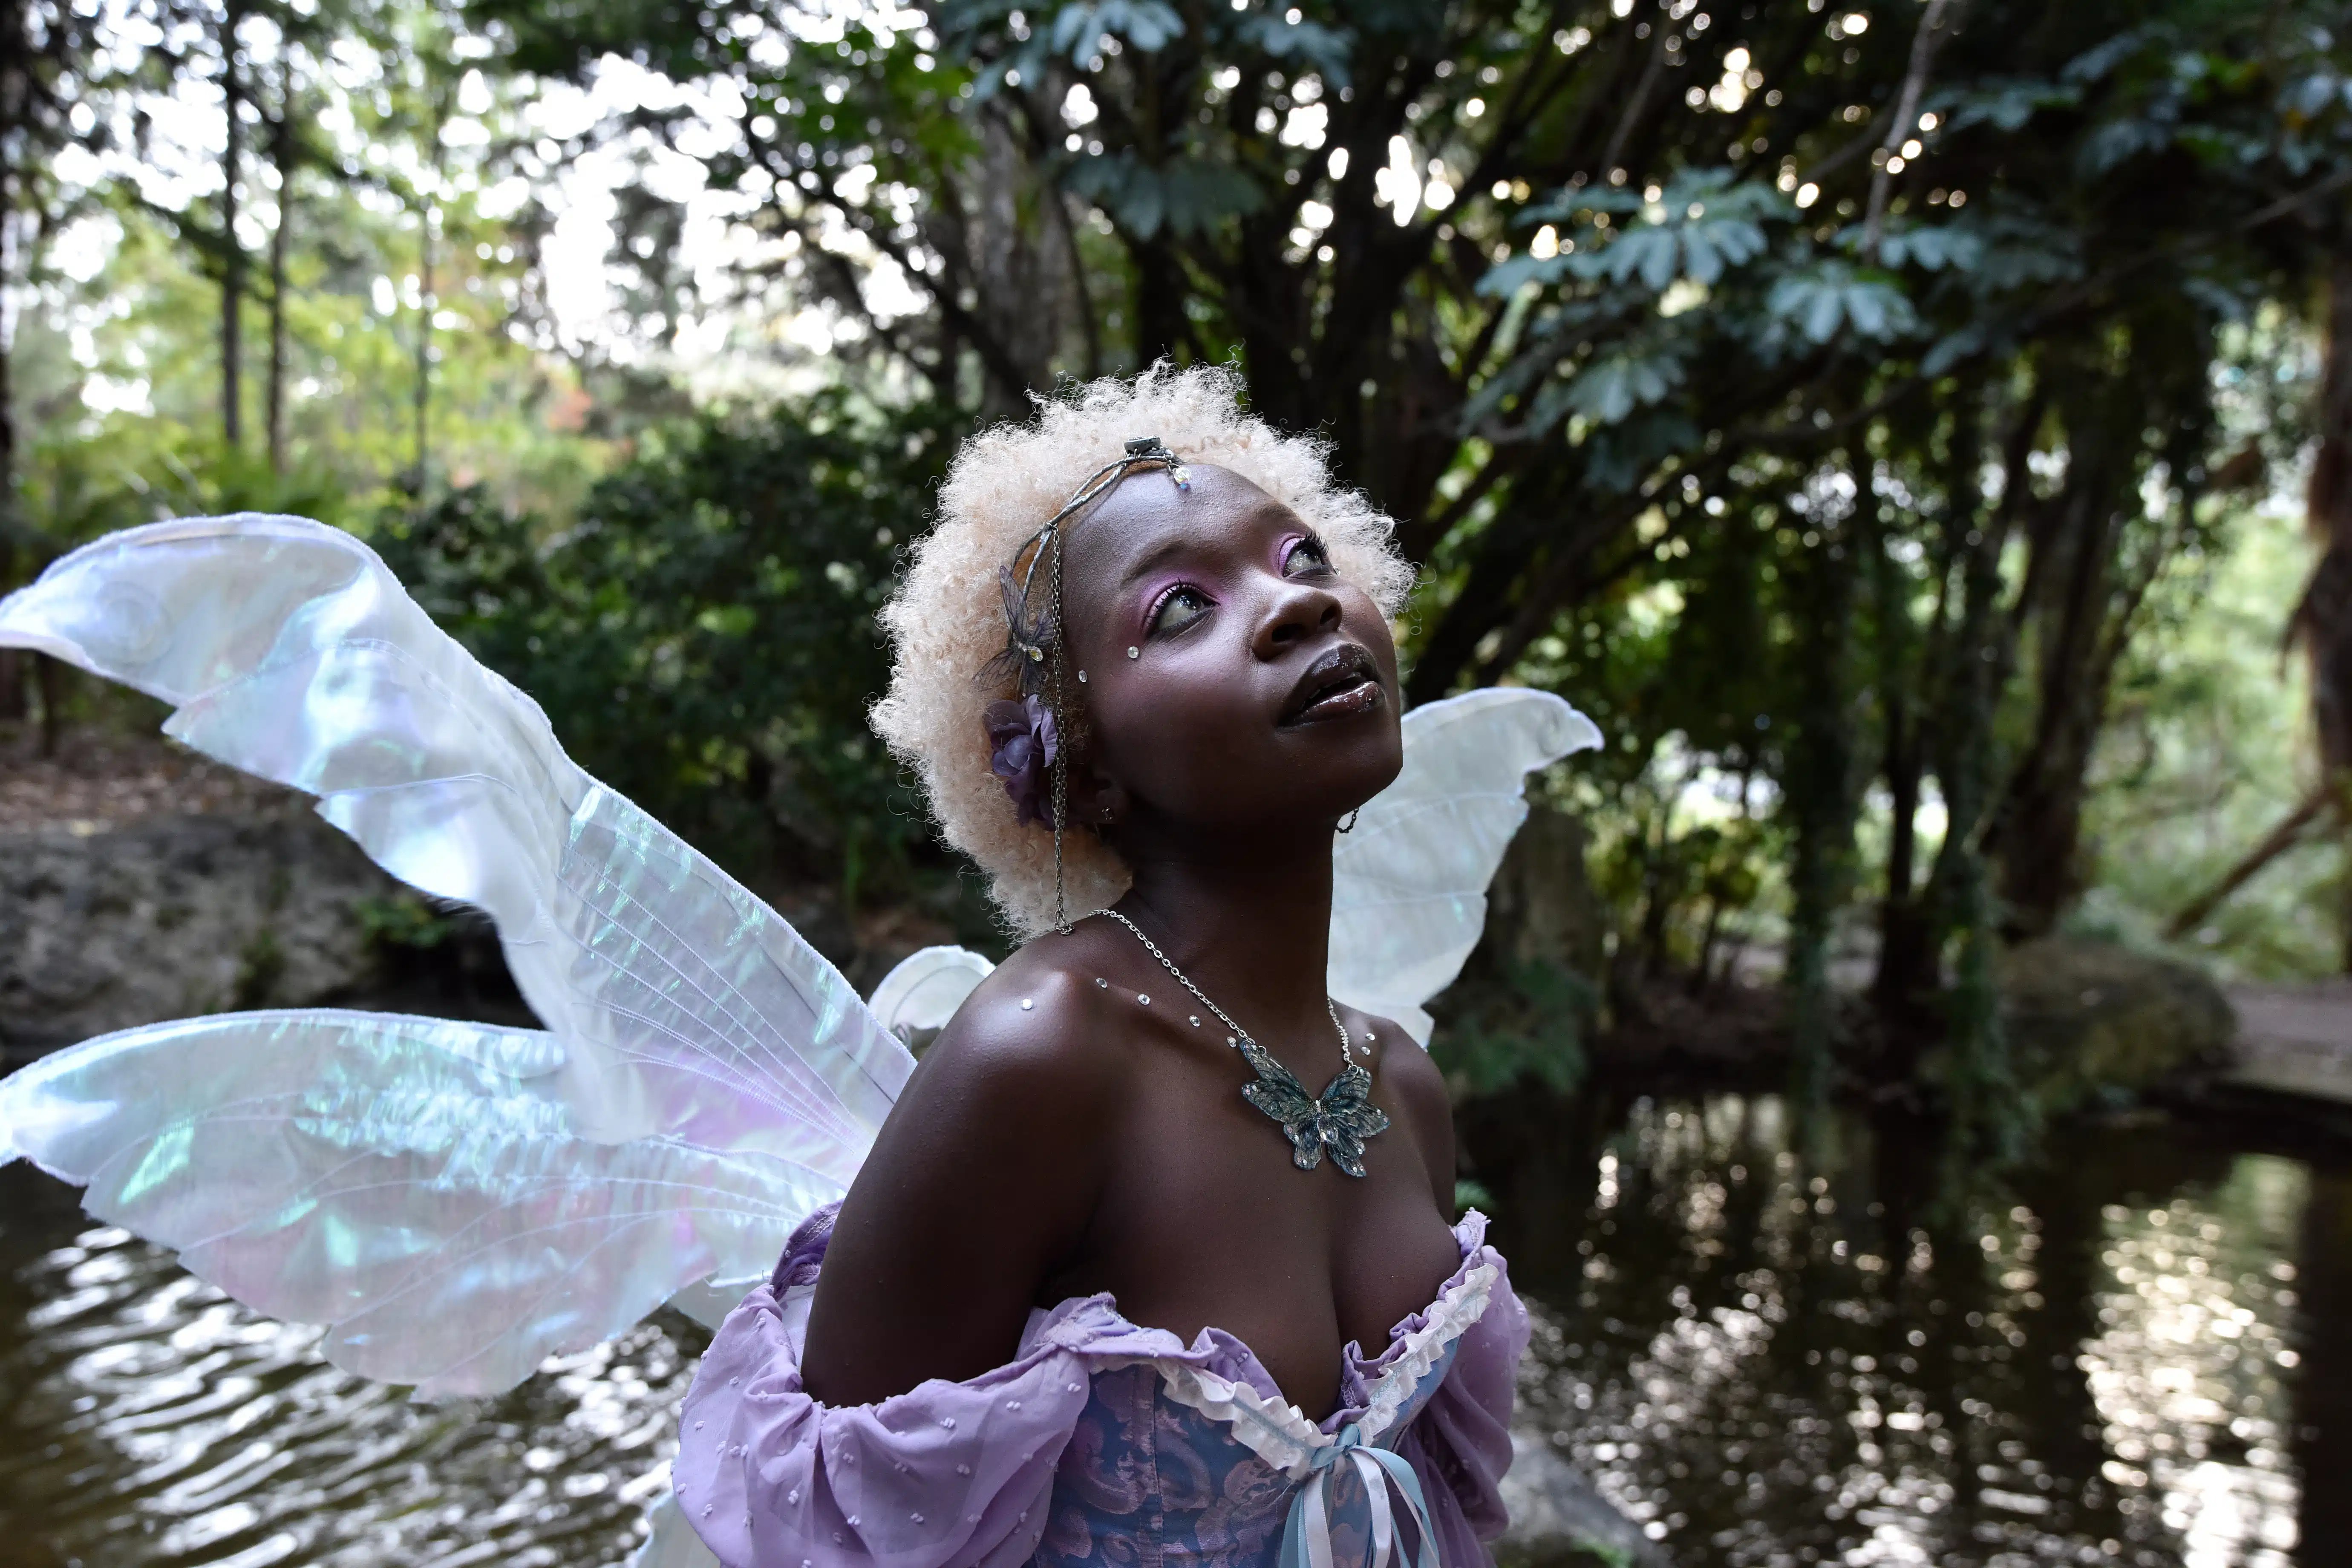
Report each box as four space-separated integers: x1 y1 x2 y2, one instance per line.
0 1164 704 1568
1493 1095 2322 1568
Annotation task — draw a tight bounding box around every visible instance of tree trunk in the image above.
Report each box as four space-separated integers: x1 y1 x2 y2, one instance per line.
1132 241 1185 369
2293 251 2352 970
219 2 246 448
0 41 23 727
1870 486 1932 1020
1992 496 2111 936
266 105 292 475
1990 399 2134 939
1785 470 1861 1121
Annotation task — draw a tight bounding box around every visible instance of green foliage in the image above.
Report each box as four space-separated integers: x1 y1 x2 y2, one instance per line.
356 891 464 951
8 0 2346 1156
368 396 957 902
1432 957 1597 1101
1450 1178 1495 1218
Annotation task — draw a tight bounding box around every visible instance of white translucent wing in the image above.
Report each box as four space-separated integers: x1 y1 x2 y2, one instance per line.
633 1491 722 1568
866 945 997 1039
1329 688 1603 1043
0 515 918 1389
0 1012 813 1396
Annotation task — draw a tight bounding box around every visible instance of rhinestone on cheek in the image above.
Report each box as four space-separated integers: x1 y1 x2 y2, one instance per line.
1020 997 1034 1011
1138 994 1150 1005
1126 646 1140 659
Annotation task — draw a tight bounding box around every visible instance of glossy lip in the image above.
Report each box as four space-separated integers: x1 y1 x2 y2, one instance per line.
1278 643 1385 727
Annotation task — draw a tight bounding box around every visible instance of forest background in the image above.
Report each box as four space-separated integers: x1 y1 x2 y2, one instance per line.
4 0 2351 1161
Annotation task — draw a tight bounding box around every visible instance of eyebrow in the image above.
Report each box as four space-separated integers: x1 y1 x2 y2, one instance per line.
1112 499 1297 590
1115 533 1199 591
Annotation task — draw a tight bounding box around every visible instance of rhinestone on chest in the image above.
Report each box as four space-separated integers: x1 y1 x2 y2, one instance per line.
1100 910 1391 1178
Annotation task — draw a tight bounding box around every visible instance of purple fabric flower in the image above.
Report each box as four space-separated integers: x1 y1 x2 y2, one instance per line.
985 695 1059 828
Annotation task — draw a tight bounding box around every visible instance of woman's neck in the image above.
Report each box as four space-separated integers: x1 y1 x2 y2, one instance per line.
1109 825 1337 1043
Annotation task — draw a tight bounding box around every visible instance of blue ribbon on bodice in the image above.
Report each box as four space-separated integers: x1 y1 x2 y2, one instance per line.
1277 1422 1438 1568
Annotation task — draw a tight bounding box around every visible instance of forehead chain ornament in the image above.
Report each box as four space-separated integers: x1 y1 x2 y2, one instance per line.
980 436 1190 932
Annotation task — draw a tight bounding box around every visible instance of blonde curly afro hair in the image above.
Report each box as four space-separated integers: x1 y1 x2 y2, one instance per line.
871 363 1414 938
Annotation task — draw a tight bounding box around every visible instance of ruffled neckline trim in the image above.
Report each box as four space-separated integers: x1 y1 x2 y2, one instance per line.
1015 1210 1499 1480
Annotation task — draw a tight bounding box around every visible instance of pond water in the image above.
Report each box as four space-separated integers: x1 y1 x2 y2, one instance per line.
0 1091 2340 1568
1478 1092 2342 1568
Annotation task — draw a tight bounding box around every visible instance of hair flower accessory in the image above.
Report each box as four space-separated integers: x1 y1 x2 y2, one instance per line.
971 431 1194 922
984 695 1060 828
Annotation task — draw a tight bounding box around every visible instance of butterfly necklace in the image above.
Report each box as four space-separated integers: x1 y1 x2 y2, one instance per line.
1101 909 1391 1178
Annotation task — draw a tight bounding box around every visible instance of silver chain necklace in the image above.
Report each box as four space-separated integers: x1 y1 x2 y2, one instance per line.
1100 909 1391 1178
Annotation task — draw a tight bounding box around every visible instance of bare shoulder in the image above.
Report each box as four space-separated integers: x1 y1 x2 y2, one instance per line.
1352 1011 1448 1118
801 936 1136 1401
868 936 1134 1173
1347 1009 1456 1202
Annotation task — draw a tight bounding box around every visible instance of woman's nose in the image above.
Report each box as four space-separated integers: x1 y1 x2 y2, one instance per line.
1253 580 1343 658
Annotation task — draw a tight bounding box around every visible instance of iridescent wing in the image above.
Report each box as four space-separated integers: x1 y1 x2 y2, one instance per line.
0 1011 815 1395
0 515 917 1395
865 945 996 1044
1329 689 1603 1043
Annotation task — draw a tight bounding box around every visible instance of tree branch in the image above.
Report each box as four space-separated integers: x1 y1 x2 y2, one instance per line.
1862 0 1963 262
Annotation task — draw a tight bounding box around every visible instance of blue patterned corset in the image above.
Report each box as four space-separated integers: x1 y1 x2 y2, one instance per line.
1033 1338 1462 1568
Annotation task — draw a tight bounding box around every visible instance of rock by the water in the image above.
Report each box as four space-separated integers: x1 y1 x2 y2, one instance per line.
1997 937 2236 1114
0 809 398 1058
1496 1432 1672 1568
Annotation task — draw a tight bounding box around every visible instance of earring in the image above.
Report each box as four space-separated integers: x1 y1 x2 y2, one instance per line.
1337 809 1360 834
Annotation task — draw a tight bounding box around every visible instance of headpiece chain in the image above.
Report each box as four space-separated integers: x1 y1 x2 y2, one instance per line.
978 435 1191 931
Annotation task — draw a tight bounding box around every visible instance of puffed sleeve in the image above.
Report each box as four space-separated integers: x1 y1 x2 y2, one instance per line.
674 1210 1095 1568
1397 1254 1531 1566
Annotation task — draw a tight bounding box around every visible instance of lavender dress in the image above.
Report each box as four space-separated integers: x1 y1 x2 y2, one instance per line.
675 1208 1528 1568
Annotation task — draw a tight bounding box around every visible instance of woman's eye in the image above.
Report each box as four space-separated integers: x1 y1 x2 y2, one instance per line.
1149 586 1211 635
1283 536 1332 576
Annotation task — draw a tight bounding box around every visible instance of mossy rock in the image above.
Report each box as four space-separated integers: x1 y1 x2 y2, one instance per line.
1997 937 2235 1114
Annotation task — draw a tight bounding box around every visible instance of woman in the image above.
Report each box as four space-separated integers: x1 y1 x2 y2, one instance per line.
0 364 1563 1568
674 366 1531 1568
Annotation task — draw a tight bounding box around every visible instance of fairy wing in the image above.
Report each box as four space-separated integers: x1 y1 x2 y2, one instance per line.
1329 688 1602 1044
867 944 997 1042
0 514 915 1395
0 1010 815 1394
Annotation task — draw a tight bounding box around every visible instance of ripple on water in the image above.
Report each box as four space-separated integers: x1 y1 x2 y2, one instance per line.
3 1098 2336 1568
0 1164 707 1568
